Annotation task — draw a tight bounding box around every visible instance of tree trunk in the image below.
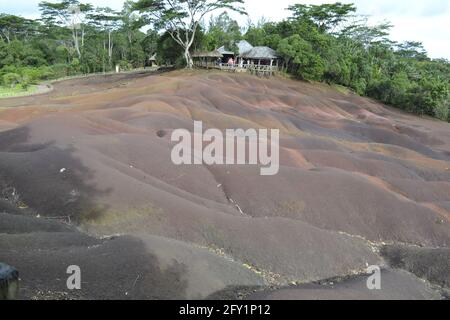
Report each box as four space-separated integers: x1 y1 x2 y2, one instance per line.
184 48 193 69
1 30 11 44
72 28 81 59
128 32 133 61
108 31 113 67
81 28 85 50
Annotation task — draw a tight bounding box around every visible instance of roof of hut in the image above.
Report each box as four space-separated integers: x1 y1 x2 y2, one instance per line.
192 50 223 58
217 46 234 55
240 46 279 59
149 53 157 61
218 40 254 56
237 40 254 55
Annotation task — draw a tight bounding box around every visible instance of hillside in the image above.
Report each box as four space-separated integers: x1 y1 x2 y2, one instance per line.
0 70 449 299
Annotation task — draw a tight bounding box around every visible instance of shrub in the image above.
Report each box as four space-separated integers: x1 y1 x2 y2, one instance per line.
50 64 71 78
2 73 21 88
20 66 54 83
434 99 449 121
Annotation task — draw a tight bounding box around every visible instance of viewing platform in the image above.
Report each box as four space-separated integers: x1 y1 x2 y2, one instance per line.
193 40 280 77
194 61 279 77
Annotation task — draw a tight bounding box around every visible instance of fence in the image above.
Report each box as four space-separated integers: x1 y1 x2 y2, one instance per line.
194 61 278 77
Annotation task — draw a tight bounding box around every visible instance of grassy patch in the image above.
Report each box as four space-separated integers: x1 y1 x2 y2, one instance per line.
0 85 38 98
332 84 353 95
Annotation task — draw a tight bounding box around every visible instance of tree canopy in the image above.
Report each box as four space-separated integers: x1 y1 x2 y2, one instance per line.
133 0 246 68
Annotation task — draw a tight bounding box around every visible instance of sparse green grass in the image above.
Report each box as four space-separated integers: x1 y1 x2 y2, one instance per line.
332 84 352 95
0 85 38 98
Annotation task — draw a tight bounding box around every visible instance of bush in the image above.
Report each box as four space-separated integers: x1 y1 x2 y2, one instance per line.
175 55 187 69
2 73 21 88
50 64 71 78
277 35 325 81
434 100 449 121
20 66 54 83
118 60 133 71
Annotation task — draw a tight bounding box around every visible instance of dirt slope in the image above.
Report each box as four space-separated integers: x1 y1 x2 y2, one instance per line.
0 70 449 299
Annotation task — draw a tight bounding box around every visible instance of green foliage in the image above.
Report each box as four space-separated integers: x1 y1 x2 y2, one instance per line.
2 73 21 87
50 63 71 78
203 12 241 51
277 35 325 81
288 2 357 33
133 0 247 68
240 2 450 122
434 100 449 121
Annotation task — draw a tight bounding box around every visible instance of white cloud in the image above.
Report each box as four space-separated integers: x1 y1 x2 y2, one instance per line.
1 0 449 59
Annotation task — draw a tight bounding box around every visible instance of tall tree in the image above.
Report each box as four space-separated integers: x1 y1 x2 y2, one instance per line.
88 8 121 68
0 14 35 44
121 0 146 61
133 0 246 68
39 0 93 59
203 11 241 51
288 2 356 33
395 41 428 61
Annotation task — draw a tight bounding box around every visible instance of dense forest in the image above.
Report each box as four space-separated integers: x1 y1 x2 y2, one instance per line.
0 1 449 121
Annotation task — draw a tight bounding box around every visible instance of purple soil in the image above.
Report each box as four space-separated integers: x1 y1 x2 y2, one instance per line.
0 70 449 299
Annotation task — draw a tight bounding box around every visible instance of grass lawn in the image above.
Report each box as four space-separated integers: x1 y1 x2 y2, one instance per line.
0 85 38 98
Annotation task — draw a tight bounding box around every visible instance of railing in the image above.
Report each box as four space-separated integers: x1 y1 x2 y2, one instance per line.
218 63 238 71
194 61 279 77
194 61 218 69
247 65 278 77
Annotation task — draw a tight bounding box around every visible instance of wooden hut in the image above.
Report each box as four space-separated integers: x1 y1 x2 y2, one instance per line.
239 46 280 68
148 54 158 67
193 41 281 76
192 50 223 69
217 46 235 63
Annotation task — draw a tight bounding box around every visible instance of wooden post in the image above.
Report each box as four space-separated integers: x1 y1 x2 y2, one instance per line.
0 263 19 300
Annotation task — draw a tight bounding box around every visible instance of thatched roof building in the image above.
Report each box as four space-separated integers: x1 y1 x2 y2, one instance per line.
240 46 279 60
217 40 254 56
192 50 223 58
236 40 254 55
192 50 223 69
217 46 234 56
192 40 280 72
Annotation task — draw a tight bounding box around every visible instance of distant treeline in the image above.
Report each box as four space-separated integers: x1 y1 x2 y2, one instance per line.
0 1 449 121
0 0 157 89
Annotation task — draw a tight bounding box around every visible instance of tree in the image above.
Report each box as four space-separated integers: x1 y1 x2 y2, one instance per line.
288 2 356 33
156 28 204 67
89 8 121 69
396 41 428 61
0 14 36 44
121 0 146 62
340 20 393 47
39 0 93 59
142 29 159 61
203 12 241 51
133 0 246 68
278 34 325 80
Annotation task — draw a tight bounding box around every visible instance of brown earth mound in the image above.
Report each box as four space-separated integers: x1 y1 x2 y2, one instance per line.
0 70 449 299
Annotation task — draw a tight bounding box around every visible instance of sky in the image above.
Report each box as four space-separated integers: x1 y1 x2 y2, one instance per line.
1 0 449 59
